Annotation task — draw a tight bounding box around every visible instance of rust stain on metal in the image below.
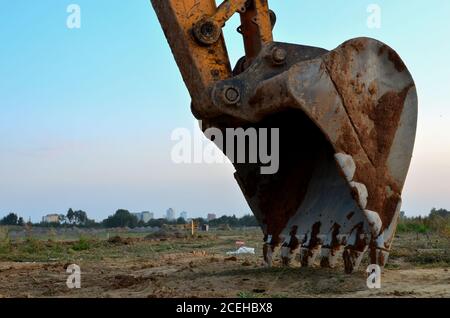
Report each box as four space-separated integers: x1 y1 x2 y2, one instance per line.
281 225 299 266
301 222 321 266
320 223 342 268
379 44 406 72
343 222 366 273
323 39 414 234
370 85 413 165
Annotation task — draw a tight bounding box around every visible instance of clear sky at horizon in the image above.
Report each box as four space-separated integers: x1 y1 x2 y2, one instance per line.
1 0 449 222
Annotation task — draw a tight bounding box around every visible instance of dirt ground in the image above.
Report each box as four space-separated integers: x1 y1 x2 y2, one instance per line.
0 229 449 298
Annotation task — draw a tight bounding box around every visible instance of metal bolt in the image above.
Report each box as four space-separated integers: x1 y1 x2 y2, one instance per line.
271 47 287 65
223 86 240 105
193 18 221 46
201 22 215 37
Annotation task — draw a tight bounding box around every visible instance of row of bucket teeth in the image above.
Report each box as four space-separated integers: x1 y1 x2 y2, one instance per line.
265 243 388 273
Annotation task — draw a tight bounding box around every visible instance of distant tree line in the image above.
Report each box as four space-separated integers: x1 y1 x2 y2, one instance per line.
0 213 24 226
0 209 260 229
209 214 259 227
101 211 259 228
398 208 450 236
2 208 450 234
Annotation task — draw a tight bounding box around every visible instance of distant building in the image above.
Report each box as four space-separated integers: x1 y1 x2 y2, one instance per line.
166 208 176 221
133 211 154 223
42 214 60 223
180 211 188 220
207 213 217 221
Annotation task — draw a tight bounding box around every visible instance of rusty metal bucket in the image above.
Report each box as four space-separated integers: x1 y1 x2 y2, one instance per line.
210 38 417 272
151 0 417 273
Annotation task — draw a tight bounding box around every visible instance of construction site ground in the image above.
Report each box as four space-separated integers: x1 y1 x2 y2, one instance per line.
0 229 449 298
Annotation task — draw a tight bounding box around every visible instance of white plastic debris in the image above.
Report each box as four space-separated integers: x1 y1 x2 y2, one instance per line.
226 246 255 255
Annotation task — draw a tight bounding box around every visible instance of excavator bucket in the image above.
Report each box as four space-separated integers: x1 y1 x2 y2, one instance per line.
151 0 417 273
224 39 418 272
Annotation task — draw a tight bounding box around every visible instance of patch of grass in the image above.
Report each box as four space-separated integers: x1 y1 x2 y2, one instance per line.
71 237 91 251
271 293 289 298
21 237 45 254
440 226 450 239
390 233 450 268
406 250 450 266
385 263 401 269
397 223 429 234
0 227 11 254
237 291 257 298
0 243 11 254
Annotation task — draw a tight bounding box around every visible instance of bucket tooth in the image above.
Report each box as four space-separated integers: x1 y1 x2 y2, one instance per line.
320 245 344 268
334 153 356 182
319 248 331 268
369 199 402 269
320 247 330 267
280 225 300 267
280 246 293 266
299 247 308 266
350 182 368 209
369 247 390 267
364 210 383 237
320 223 344 268
343 246 367 274
343 223 368 273
299 223 323 267
263 243 275 268
300 245 322 267
369 234 390 267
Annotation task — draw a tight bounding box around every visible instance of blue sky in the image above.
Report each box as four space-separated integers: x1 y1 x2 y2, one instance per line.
1 0 449 221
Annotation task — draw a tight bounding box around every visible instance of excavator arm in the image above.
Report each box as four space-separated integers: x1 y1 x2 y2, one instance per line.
151 0 418 273
151 0 273 118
